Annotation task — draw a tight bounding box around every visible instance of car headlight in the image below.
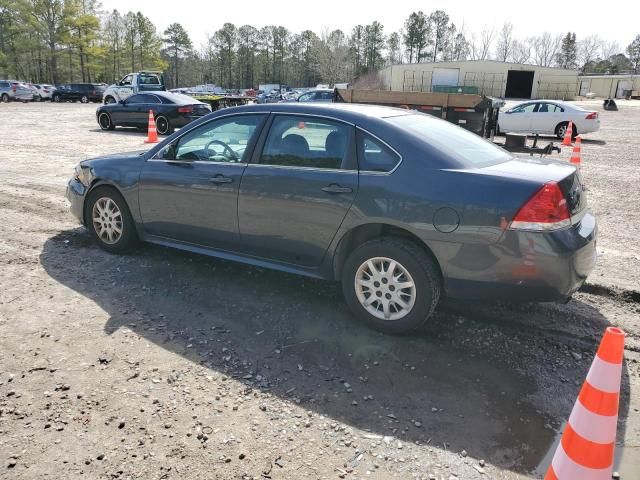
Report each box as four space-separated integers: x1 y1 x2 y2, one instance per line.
74 164 91 186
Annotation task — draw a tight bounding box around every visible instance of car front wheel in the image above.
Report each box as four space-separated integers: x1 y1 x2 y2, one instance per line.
80 95 89 103
53 94 61 102
341 237 441 334
85 187 138 253
98 112 115 131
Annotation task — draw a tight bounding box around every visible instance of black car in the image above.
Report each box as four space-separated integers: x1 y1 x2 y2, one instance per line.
96 92 212 135
52 83 105 103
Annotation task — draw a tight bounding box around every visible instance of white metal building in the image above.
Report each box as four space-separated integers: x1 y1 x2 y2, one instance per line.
577 74 640 98
378 60 579 100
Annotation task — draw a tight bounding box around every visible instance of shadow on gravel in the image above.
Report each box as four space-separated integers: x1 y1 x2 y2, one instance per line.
39 228 631 476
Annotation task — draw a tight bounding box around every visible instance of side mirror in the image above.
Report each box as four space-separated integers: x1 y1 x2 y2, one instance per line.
119 100 126 105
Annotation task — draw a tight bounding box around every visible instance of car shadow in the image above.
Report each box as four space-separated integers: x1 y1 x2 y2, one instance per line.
39 228 631 476
89 128 149 136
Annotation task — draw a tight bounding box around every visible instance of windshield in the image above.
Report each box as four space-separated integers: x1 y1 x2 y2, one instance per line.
387 113 511 167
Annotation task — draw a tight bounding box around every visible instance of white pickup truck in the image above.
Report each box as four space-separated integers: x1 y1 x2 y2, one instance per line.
102 71 165 104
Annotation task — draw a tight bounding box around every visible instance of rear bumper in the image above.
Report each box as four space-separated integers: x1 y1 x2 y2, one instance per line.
66 178 88 225
172 114 208 128
442 211 597 302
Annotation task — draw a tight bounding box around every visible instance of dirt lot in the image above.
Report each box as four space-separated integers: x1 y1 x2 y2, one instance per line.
0 101 639 480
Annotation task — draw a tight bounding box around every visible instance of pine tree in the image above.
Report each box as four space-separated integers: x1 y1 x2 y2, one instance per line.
557 32 577 69
162 23 192 87
627 35 640 73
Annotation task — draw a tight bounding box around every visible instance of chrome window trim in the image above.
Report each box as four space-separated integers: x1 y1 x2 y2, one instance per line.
246 163 355 174
147 159 248 166
355 126 404 176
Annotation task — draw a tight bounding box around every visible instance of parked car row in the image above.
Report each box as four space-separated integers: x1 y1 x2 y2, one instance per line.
0 81 107 103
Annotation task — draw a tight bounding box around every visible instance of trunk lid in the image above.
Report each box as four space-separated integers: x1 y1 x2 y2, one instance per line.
478 156 586 216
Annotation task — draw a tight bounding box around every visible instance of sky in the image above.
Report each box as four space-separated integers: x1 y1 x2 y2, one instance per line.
102 0 639 52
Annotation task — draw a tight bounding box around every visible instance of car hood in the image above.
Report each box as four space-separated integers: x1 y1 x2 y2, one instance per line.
81 150 148 165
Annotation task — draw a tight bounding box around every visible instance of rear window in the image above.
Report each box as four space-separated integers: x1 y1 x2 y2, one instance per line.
388 114 511 166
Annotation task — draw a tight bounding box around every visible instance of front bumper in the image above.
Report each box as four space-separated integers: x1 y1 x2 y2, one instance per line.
442 211 598 302
66 178 88 225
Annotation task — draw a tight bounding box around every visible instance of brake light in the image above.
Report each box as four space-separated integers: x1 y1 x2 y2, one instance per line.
585 112 598 120
177 106 193 113
509 181 571 231
12 86 16 93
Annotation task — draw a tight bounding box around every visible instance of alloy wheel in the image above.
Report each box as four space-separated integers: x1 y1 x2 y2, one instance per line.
92 197 123 245
354 257 416 321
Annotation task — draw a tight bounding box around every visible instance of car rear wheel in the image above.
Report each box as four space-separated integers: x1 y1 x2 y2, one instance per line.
2 93 10 102
556 122 578 140
341 237 441 334
98 112 115 131
85 187 138 254
80 95 89 103
155 115 173 135
104 96 116 105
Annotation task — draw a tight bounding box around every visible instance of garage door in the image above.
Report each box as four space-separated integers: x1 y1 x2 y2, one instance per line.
616 80 632 98
432 68 460 87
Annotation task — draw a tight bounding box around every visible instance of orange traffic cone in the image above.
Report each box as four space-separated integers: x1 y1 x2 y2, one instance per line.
562 121 573 146
144 110 158 144
570 136 582 166
545 326 625 480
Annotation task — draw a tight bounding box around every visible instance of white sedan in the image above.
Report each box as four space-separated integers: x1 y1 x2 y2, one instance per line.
498 100 600 138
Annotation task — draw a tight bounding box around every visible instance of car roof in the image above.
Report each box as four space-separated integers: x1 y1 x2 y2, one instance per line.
227 102 415 122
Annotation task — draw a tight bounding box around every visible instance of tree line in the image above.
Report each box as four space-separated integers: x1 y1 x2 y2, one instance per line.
1 1 639 89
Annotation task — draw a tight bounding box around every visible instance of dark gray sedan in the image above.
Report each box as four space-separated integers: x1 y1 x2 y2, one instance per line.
66 103 597 334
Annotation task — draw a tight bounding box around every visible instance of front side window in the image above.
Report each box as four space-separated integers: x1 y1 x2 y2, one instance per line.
357 131 401 172
260 116 351 170
157 114 264 163
120 75 133 86
510 103 536 114
126 94 143 104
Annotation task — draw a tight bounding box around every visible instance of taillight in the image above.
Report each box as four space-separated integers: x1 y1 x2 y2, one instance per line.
509 181 571 231
177 106 193 113
12 86 16 93
585 112 598 120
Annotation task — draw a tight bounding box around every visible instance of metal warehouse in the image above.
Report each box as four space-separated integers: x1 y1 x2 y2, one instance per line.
578 74 640 99
379 60 579 100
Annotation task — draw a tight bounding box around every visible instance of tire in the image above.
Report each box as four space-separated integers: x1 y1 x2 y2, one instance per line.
1 93 9 103
53 94 61 103
80 95 89 103
98 111 115 131
155 114 172 135
104 96 116 105
84 186 138 254
341 237 441 334
556 122 578 140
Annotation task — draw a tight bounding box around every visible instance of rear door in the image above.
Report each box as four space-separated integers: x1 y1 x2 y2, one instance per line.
237 114 357 267
530 102 563 134
138 113 266 249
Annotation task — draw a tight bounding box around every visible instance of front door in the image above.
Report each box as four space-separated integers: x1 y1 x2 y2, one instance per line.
502 102 537 133
138 113 266 249
238 114 357 267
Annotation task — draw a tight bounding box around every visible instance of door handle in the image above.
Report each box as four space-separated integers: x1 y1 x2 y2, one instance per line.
209 175 233 184
322 184 352 194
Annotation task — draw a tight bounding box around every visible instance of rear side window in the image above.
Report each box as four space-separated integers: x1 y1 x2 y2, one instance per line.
357 130 401 172
260 115 351 170
388 114 511 167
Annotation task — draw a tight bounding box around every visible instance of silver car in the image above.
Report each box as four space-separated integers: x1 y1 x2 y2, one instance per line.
0 81 35 102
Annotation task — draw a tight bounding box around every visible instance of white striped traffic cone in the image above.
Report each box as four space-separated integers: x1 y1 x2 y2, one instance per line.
545 326 625 480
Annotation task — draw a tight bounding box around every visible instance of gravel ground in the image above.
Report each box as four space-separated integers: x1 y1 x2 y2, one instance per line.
0 101 638 480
